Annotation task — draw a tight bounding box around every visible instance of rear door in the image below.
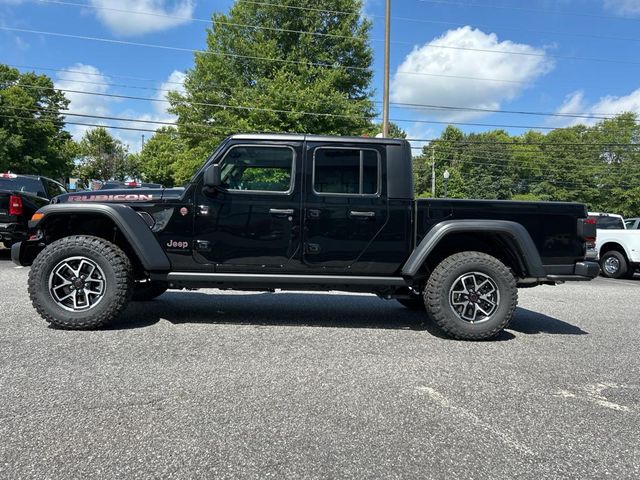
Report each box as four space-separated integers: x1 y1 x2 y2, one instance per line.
302 142 388 272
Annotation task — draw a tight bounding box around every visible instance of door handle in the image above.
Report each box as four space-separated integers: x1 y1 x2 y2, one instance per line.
349 210 376 218
269 208 295 216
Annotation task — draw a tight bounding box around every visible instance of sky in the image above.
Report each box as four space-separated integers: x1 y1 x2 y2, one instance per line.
2 0 640 153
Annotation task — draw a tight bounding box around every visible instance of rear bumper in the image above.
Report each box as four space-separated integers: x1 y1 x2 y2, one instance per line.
0 223 27 245
546 261 600 282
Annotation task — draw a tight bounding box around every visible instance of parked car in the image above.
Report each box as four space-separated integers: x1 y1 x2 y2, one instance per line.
588 212 640 278
0 173 67 248
100 181 163 190
13 134 598 339
624 217 640 230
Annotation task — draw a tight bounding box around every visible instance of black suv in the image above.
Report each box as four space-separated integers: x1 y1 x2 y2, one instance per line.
0 173 67 248
13 134 599 339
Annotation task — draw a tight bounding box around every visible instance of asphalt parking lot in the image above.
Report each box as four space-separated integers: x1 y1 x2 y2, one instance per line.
0 248 639 479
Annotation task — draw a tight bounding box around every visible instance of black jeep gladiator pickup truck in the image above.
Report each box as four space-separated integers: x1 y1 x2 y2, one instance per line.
12 134 599 339
0 173 67 248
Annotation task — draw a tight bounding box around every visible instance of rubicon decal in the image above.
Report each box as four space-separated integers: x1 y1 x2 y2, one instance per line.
68 194 154 202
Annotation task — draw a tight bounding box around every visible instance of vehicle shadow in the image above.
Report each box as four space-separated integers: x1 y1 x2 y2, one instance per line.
107 291 586 339
509 308 588 335
0 248 11 260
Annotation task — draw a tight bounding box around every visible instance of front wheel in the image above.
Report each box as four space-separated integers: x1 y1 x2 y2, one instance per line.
425 251 517 340
28 235 133 329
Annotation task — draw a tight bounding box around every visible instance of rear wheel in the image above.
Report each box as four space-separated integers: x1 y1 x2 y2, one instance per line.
600 250 630 279
28 235 133 329
425 251 517 340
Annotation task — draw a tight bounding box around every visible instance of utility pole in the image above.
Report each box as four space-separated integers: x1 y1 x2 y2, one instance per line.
141 134 145 150
382 0 391 137
431 145 436 197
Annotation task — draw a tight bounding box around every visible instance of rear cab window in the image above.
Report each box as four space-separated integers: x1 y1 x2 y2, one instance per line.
0 177 47 198
589 215 625 230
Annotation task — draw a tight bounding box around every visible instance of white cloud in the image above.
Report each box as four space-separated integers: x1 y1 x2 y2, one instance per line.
603 0 640 16
155 69 186 115
55 64 116 140
553 88 640 127
390 26 554 122
55 65 184 151
88 0 195 37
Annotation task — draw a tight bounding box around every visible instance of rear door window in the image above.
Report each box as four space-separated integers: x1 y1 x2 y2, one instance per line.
313 148 380 195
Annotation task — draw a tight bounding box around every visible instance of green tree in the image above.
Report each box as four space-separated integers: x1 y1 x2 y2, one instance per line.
171 0 375 162
136 127 189 186
0 64 74 178
75 128 132 182
365 122 407 138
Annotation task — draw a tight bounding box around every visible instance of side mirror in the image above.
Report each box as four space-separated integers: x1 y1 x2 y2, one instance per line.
203 164 222 188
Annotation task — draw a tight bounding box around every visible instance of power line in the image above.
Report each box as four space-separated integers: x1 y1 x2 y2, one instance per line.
4 106 639 157
417 0 640 22
0 27 370 71
5 25 640 68
8 64 626 122
13 81 595 131
36 0 375 44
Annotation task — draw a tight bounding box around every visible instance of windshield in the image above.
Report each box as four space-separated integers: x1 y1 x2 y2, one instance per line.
591 216 625 230
0 177 46 197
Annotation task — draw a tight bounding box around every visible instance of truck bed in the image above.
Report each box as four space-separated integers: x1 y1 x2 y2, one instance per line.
416 198 588 272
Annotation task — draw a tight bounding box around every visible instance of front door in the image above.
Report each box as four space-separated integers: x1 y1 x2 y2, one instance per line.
193 142 302 271
302 143 389 272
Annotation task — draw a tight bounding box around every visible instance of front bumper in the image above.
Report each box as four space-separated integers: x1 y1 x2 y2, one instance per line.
11 239 45 267
546 261 600 282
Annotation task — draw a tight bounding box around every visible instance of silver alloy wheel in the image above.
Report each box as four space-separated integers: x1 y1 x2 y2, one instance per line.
603 256 620 275
449 272 500 324
48 256 106 312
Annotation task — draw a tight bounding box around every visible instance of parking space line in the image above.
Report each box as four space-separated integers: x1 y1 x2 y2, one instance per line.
416 386 537 457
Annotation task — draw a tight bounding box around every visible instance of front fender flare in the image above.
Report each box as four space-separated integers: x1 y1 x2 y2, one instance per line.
31 203 171 271
402 220 546 278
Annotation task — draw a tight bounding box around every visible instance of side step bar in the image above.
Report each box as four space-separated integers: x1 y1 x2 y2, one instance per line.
157 272 409 287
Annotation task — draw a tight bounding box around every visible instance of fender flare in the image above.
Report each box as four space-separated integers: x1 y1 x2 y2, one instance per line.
31 203 171 271
401 219 546 278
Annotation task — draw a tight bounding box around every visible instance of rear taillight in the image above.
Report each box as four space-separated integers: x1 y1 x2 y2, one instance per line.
584 217 597 243
9 195 23 216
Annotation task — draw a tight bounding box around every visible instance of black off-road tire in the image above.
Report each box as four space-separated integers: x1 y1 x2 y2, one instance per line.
397 298 426 310
425 251 517 341
599 250 630 279
132 281 168 301
28 235 133 329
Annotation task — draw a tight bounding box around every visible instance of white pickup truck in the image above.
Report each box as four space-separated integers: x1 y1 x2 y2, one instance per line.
589 212 640 279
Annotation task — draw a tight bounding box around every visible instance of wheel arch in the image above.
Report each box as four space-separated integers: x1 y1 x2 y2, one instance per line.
402 220 546 279
32 204 170 272
599 241 629 260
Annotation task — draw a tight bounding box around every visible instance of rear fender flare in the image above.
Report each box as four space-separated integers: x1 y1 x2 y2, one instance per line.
31 203 171 271
402 220 546 278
